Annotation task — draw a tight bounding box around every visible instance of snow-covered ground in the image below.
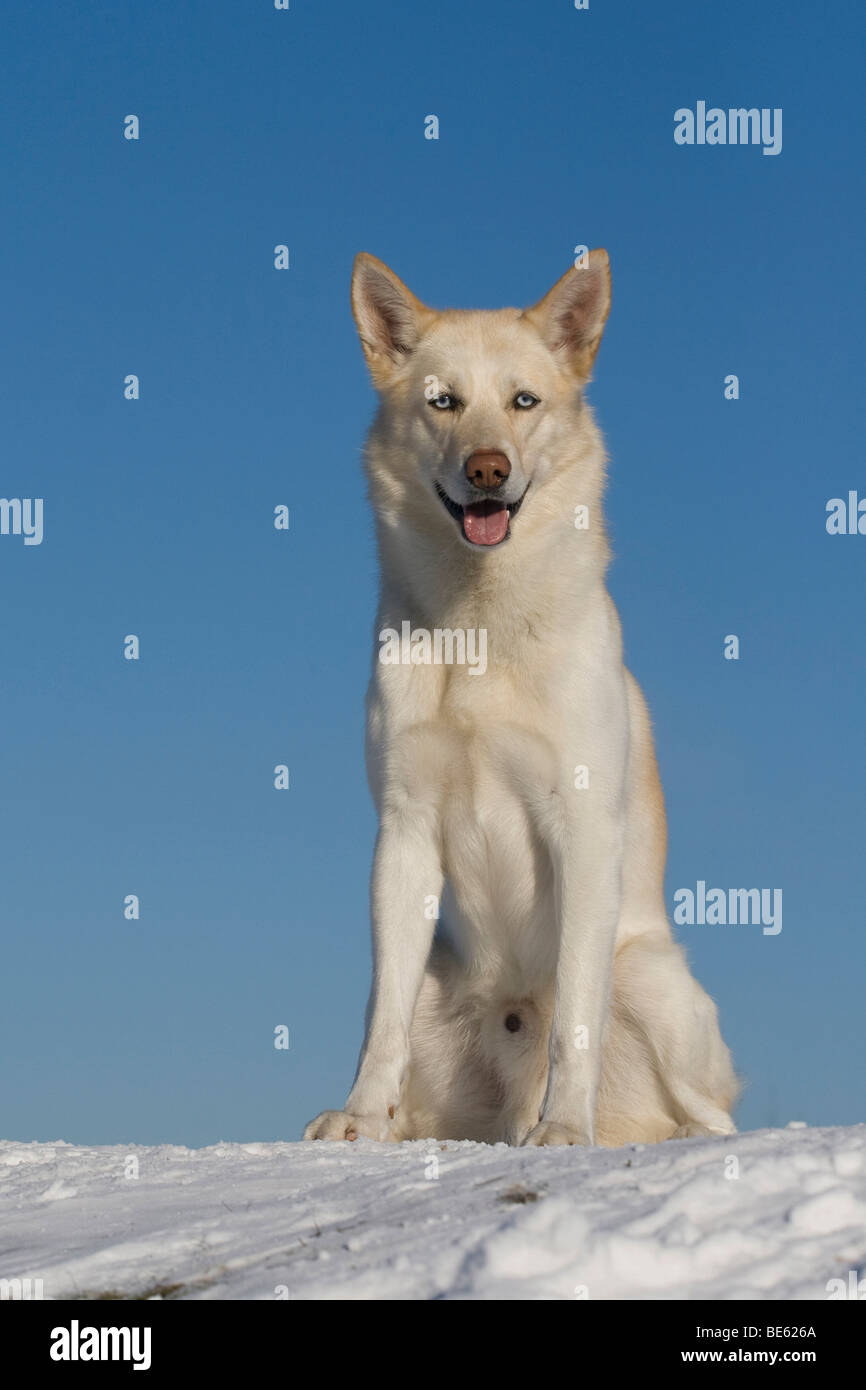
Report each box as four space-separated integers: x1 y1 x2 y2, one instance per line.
2 1124 864 1301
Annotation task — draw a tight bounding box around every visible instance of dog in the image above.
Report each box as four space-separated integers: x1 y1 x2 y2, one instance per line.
304 251 738 1146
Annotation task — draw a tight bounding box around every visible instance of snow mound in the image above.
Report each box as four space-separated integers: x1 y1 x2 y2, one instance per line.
1 1125 864 1300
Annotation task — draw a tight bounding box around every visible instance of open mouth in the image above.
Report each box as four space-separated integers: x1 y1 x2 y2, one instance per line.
435 483 530 548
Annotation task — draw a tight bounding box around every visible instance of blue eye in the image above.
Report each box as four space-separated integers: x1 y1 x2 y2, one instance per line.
430 393 457 411
514 392 540 410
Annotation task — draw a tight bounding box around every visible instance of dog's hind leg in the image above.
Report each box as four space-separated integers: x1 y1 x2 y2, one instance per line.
601 673 738 1143
603 932 739 1142
399 939 547 1143
396 942 497 1142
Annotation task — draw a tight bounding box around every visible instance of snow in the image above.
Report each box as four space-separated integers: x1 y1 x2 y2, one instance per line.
2 1124 864 1301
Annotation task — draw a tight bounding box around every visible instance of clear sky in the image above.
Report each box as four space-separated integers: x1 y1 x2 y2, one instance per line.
1 0 863 1145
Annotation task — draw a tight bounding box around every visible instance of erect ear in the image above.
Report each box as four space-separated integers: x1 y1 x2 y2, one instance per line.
521 249 611 379
351 253 435 388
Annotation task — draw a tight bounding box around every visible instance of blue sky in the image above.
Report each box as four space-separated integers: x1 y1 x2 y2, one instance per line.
1 0 863 1145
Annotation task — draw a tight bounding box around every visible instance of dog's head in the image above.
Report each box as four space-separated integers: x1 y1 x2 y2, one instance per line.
352 252 611 551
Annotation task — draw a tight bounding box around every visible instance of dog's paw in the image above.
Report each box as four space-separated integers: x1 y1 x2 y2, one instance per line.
303 1109 395 1143
521 1121 591 1148
670 1121 736 1139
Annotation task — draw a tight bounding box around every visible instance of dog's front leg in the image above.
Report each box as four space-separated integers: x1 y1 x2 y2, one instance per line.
523 646 628 1150
304 802 442 1142
523 805 624 1148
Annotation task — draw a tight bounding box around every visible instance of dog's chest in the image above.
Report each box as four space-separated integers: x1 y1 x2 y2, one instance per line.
436 705 560 961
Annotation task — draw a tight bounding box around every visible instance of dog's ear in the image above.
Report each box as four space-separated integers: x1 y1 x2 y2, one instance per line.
522 250 611 378
351 254 434 388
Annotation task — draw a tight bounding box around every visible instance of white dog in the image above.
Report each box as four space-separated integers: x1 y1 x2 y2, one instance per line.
304 252 738 1146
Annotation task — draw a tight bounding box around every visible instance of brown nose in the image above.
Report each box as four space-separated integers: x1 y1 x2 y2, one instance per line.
464 449 511 491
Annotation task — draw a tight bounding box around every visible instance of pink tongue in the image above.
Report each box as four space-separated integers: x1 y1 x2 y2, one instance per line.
463 501 509 546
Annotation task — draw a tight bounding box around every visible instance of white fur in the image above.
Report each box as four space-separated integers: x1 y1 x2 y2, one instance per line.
304 252 738 1147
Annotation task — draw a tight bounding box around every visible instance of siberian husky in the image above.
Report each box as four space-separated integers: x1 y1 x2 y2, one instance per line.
304 252 738 1146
